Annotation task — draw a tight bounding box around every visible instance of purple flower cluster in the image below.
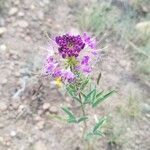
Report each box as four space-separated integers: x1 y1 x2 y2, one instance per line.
44 33 98 85
55 34 85 58
76 56 92 74
44 56 75 82
82 32 96 49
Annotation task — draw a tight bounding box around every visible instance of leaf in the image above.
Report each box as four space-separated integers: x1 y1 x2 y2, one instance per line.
92 90 114 107
96 90 104 99
83 88 96 104
73 96 81 104
94 130 103 136
85 132 94 141
61 107 77 123
97 72 101 85
93 116 107 132
66 84 77 97
80 79 89 90
77 116 88 123
66 87 75 97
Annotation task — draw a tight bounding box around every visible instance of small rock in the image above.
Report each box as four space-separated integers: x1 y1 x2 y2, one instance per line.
42 103 50 110
146 114 150 118
0 27 7 36
17 20 29 28
34 116 42 121
38 110 43 115
0 44 7 52
33 141 47 150
49 106 58 114
30 5 35 10
18 11 25 17
136 21 150 34
0 102 7 111
36 121 45 130
10 131 16 137
37 11 44 20
13 0 20 6
18 105 25 113
1 78 7 84
0 123 4 129
8 7 18 16
14 72 20 77
0 136 4 144
141 103 150 113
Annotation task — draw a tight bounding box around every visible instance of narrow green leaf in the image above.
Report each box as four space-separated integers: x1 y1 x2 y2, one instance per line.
92 90 114 107
93 116 107 132
73 97 81 104
68 118 77 123
85 132 94 140
80 79 89 90
84 89 96 104
94 130 103 136
77 116 88 123
61 107 76 122
96 90 104 99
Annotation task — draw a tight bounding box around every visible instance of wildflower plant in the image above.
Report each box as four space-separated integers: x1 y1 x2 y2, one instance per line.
43 32 114 149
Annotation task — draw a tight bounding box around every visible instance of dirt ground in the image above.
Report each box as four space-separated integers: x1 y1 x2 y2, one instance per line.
0 0 150 150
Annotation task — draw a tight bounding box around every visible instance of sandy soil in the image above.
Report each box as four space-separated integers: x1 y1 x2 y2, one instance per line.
0 0 149 150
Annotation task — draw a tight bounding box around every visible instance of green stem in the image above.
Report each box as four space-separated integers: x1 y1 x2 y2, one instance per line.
79 93 94 150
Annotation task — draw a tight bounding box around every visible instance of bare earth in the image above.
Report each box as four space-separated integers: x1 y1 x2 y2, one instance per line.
0 0 150 150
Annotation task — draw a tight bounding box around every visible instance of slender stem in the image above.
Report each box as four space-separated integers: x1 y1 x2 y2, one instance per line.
79 93 94 150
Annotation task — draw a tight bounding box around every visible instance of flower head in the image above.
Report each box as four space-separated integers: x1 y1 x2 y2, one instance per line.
55 34 85 58
44 32 98 85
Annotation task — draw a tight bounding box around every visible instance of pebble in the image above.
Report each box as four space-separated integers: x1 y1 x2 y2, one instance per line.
0 44 7 52
0 102 7 111
36 121 45 130
18 11 25 17
34 116 42 121
13 0 20 6
0 123 4 129
18 105 25 113
1 78 7 85
33 141 47 150
141 103 150 113
0 27 7 36
49 106 58 114
8 7 18 16
17 20 29 28
42 103 50 110
37 11 44 20
10 131 17 137
0 136 4 144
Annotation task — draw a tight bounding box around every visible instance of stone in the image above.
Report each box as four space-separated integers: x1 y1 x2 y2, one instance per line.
34 116 42 121
18 11 25 17
37 11 44 20
36 121 45 130
1 78 7 84
0 102 7 111
0 136 4 144
0 123 4 129
17 20 29 28
8 7 18 16
0 44 6 52
136 21 150 34
0 27 7 36
141 103 150 113
49 106 58 114
13 0 20 6
42 103 50 110
33 141 47 150
10 131 16 137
